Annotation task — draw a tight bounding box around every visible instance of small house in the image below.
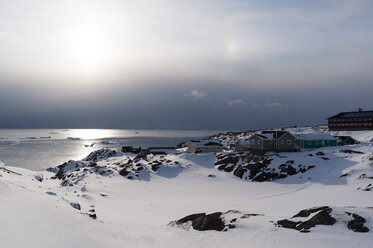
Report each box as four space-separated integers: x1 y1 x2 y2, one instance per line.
187 140 223 153
293 133 338 149
236 131 300 154
334 136 360 146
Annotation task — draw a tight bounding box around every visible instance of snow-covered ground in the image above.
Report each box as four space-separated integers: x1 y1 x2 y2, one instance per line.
1 128 373 248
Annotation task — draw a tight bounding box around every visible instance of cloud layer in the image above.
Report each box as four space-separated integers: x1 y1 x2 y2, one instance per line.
0 0 373 130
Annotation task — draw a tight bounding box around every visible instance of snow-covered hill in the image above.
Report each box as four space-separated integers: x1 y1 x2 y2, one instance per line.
1 128 373 248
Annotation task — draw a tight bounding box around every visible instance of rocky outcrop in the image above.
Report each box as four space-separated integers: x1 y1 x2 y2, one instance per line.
170 210 262 232
277 207 370 233
346 213 369 232
176 212 226 231
47 160 114 186
215 153 314 182
47 149 182 185
83 148 121 162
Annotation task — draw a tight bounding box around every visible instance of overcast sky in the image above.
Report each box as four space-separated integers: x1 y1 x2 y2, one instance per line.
0 0 373 130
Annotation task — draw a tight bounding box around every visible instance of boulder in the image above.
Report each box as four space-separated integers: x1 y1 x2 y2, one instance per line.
70 202 81 210
346 213 369 233
176 212 225 231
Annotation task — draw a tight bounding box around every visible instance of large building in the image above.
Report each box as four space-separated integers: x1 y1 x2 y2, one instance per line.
327 109 373 131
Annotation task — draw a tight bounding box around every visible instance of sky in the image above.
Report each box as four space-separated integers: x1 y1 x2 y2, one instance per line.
0 0 373 130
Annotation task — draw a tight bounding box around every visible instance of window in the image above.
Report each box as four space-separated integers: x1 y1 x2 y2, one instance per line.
270 140 273 144
287 140 292 145
308 141 311 145
315 140 319 145
251 140 255 145
281 140 284 145
257 140 260 145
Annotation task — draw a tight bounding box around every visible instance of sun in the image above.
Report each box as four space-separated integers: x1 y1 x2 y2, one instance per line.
65 19 113 80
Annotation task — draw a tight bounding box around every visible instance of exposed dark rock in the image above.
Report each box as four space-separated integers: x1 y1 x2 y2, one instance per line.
83 148 119 162
247 162 267 179
276 207 372 233
70 202 81 210
173 211 256 232
151 162 161 172
176 212 226 231
293 206 330 218
277 207 336 232
346 213 369 233
233 166 247 178
34 174 43 182
176 213 205 225
223 165 235 173
316 151 325 156
340 172 349 177
359 184 373 191
339 150 364 154
216 153 314 182
277 219 300 229
253 171 279 182
191 212 225 231
215 154 240 166
119 169 130 177
296 209 336 230
89 214 97 219
241 213 263 219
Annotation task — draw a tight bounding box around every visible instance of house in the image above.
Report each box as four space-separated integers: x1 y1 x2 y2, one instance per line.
327 108 373 131
121 146 141 153
334 136 360 146
236 131 339 154
235 131 300 154
187 140 223 153
293 133 338 149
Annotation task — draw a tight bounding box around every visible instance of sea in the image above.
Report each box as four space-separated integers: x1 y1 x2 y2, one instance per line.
0 129 220 171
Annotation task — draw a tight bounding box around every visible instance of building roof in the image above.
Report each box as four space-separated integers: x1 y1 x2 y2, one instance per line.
237 139 251 145
293 133 337 141
189 140 223 147
327 110 373 119
334 136 359 143
255 131 289 140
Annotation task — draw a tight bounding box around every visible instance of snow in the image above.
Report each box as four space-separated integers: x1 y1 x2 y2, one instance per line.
256 133 275 140
0 128 373 247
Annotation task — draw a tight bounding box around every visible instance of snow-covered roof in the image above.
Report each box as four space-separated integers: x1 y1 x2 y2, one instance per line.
237 140 251 145
328 110 373 119
254 131 289 140
256 133 275 140
189 140 223 147
293 133 337 141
